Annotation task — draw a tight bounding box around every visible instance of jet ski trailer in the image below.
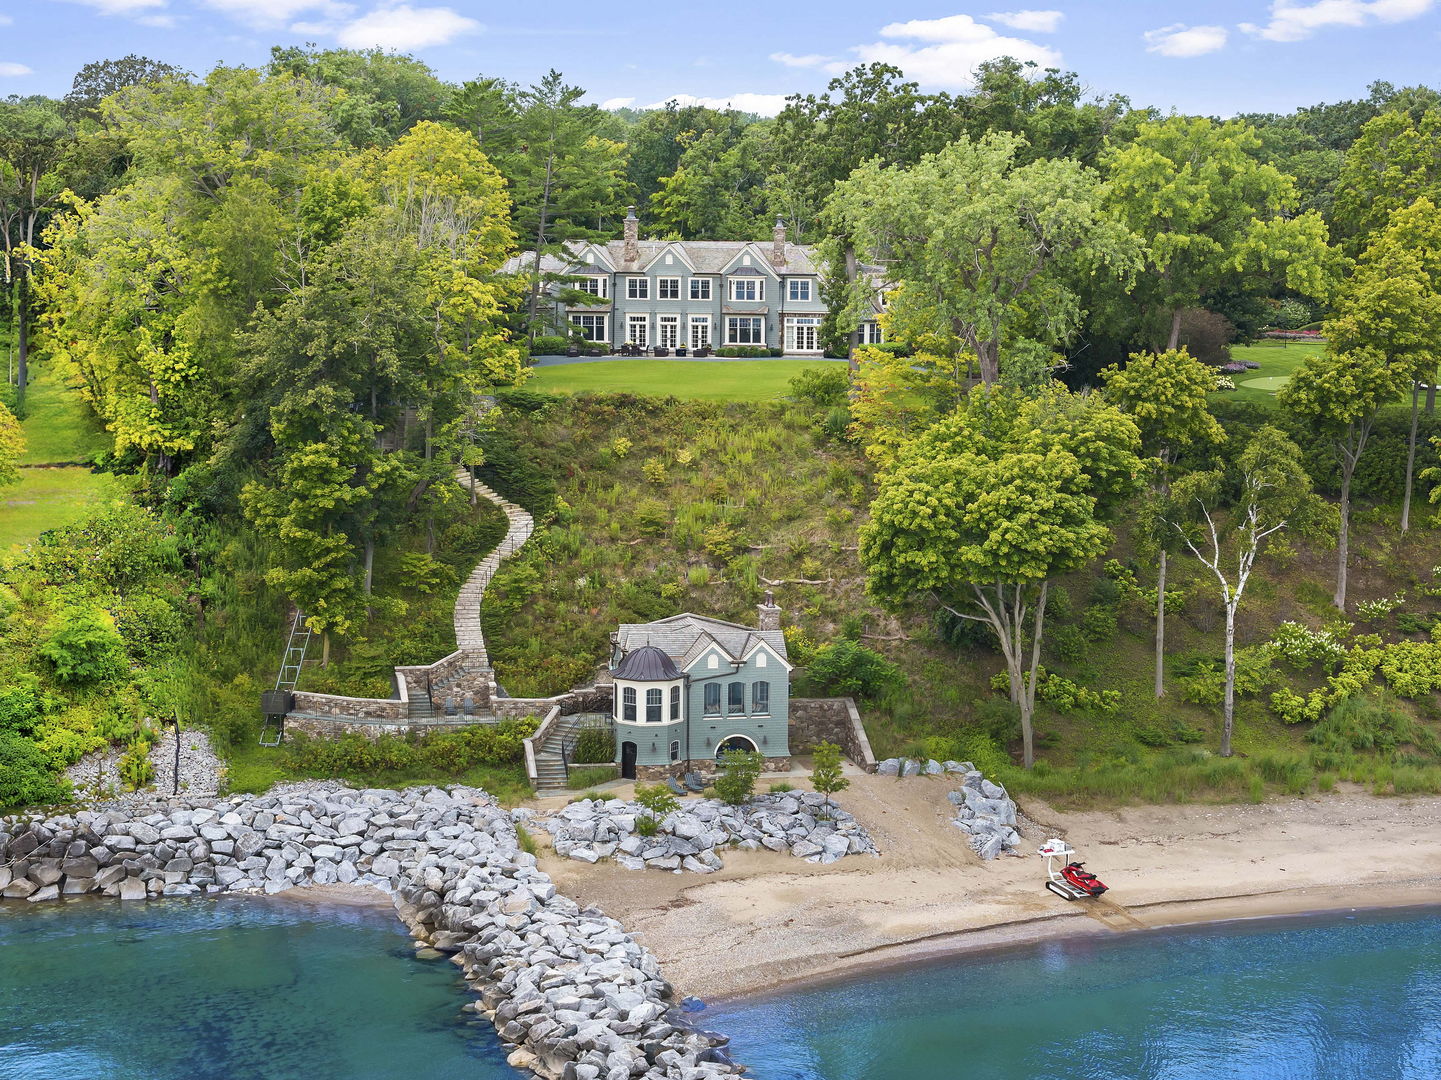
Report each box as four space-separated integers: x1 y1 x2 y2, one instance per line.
1038 838 1109 900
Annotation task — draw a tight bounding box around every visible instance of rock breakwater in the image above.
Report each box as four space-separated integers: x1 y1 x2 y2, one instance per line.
1 786 741 1080
534 792 878 871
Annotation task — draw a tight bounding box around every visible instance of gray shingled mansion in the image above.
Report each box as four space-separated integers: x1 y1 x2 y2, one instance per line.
512 209 885 354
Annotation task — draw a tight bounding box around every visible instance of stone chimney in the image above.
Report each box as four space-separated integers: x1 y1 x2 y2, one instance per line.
757 589 782 632
770 217 787 270
623 205 639 266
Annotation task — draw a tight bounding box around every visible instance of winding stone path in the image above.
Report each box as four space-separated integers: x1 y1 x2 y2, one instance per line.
452 466 534 659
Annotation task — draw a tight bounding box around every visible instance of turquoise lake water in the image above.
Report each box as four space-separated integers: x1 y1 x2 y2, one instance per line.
706 907 1441 1080
0 897 522 1080
2 901 1438 1080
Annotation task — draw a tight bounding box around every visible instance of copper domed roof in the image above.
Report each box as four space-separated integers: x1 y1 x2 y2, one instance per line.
613 644 682 681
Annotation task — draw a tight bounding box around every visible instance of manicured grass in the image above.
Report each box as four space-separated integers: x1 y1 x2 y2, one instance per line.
528 358 847 401
0 466 123 550
19 362 111 465
1224 341 1324 406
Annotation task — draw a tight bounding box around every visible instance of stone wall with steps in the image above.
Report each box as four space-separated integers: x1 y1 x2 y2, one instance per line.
279 467 534 737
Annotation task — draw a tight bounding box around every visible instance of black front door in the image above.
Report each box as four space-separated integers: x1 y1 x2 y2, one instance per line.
621 741 637 780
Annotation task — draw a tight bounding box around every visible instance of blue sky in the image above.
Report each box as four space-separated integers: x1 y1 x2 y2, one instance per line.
2 0 1440 117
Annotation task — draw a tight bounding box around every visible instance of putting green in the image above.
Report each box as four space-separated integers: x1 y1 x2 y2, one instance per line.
1239 375 1292 392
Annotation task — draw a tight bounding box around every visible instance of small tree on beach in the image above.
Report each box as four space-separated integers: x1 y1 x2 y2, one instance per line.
713 749 762 805
633 783 678 837
809 741 849 818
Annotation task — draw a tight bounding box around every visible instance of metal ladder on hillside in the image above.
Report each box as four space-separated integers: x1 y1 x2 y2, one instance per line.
259 610 312 747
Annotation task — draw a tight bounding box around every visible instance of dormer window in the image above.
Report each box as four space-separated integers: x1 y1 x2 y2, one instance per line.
729 279 762 302
787 280 811 302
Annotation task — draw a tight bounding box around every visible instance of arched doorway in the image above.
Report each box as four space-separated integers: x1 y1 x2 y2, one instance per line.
620 741 638 780
714 735 759 761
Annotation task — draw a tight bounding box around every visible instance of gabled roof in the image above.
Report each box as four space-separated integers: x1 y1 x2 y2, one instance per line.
615 612 789 670
505 240 821 279
640 242 697 274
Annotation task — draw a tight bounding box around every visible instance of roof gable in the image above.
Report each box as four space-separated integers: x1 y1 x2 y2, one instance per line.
641 243 697 274
721 245 779 278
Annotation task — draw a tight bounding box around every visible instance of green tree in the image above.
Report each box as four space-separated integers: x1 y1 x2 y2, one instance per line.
1282 342 1411 612
1103 116 1334 350
713 748 762 805
809 741 849 819
39 607 129 685
1168 427 1324 756
826 131 1138 385
1101 349 1225 697
1333 108 1441 251
63 54 188 119
650 129 766 240
267 45 450 146
860 385 1142 767
633 782 679 836
0 94 74 406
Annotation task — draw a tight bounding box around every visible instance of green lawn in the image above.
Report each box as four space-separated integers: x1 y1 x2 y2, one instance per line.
1225 340 1325 406
528 358 846 401
0 466 123 550
20 362 111 464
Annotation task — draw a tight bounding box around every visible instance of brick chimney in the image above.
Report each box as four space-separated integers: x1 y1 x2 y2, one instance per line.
757 589 782 632
770 217 787 269
623 205 639 266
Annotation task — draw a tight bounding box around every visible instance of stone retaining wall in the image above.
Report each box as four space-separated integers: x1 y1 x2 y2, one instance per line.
496 687 613 721
788 697 877 771
289 691 409 722
1 787 742 1080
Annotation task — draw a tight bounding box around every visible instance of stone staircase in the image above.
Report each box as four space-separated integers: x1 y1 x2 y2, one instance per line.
531 711 610 795
453 467 534 659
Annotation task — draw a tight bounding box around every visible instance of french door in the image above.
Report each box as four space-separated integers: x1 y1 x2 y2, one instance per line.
786 318 820 352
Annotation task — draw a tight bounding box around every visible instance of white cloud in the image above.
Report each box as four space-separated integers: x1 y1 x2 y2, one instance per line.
1144 23 1229 56
640 93 791 117
0 62 33 76
0 15 12 25
837 15 1060 89
201 0 352 28
335 3 480 48
54 0 167 15
600 96 635 110
136 12 177 25
1241 0 1434 42
986 9 1065 33
769 51 833 68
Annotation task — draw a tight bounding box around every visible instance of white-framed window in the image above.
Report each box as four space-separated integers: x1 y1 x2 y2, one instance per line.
704 683 721 713
752 681 770 714
657 277 681 300
570 314 607 342
622 686 637 722
690 278 712 301
860 321 884 345
626 314 649 348
786 317 821 352
728 681 745 715
787 279 812 302
726 317 764 345
574 276 607 298
670 685 681 720
707 653 719 670
669 739 681 761
690 316 711 350
646 688 663 723
658 315 680 349
626 277 649 300
729 278 763 302
755 650 767 668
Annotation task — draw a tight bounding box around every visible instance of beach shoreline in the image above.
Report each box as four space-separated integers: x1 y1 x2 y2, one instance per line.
539 775 1441 1002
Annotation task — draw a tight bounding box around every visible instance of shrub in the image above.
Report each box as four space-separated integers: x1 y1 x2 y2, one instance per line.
529 335 569 356
39 607 129 686
114 593 188 663
788 366 850 407
642 458 668 484
806 640 903 700
0 678 52 735
397 551 458 595
118 747 154 791
768 781 795 793
0 732 71 809
810 741 849 816
571 721 616 764
1080 605 1118 642
713 749 762 805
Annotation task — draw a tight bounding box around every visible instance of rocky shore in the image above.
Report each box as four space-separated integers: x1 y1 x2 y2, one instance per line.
534 791 878 871
0 785 741 1080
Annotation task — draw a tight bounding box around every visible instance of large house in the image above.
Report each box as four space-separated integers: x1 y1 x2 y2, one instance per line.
512 209 885 355
607 596 792 779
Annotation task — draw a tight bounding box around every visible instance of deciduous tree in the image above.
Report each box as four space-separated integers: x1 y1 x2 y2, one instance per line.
861 386 1142 767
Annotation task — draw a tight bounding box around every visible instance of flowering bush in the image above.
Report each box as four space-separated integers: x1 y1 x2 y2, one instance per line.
1268 621 1349 670
1355 593 1404 622
990 669 1121 714
1213 374 1237 391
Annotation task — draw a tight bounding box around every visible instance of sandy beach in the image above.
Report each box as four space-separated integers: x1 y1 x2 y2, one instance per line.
537 772 1441 1000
